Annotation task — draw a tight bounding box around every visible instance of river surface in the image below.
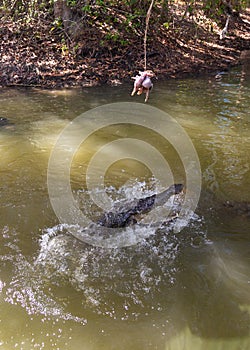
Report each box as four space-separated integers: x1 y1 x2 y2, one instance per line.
0 68 249 349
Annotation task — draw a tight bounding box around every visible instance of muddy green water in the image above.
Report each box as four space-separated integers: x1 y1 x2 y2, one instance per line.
0 68 249 349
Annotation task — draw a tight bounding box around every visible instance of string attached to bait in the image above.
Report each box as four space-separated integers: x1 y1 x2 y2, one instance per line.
130 0 155 102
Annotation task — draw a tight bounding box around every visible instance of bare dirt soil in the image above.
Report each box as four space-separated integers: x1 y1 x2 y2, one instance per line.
0 7 249 88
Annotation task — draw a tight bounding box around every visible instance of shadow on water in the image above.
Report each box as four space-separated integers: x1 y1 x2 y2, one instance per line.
0 67 249 349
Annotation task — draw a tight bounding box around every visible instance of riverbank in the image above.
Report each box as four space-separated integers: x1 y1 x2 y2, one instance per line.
0 5 249 88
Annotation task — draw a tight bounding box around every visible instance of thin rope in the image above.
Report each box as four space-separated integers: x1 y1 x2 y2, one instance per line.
144 0 154 71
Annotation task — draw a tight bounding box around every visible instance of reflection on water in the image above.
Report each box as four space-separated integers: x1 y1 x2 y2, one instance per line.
0 67 249 349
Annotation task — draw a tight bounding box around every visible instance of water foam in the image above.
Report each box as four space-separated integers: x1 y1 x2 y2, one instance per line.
2 183 206 323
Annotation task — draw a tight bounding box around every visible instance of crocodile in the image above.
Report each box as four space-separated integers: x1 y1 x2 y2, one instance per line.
0 117 10 127
0 117 14 129
97 183 184 228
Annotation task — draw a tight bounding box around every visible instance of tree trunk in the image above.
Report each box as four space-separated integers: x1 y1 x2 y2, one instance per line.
53 0 72 32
